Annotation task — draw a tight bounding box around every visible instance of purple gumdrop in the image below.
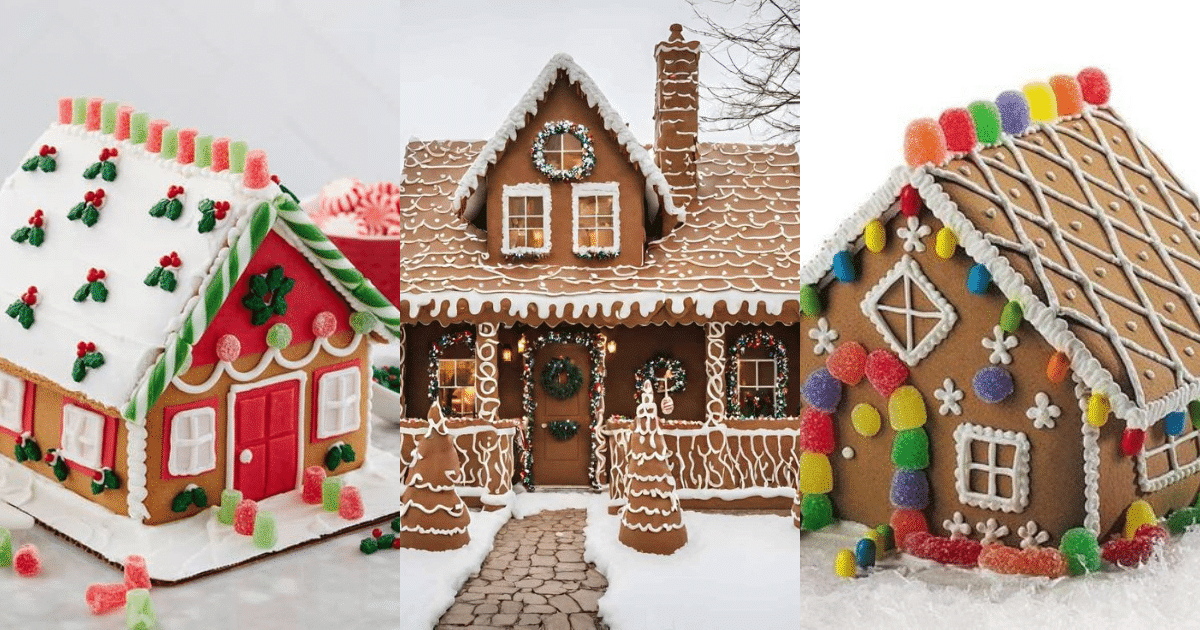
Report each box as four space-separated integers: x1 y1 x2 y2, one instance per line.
803 368 843 413
995 90 1030 135
973 366 1014 403
890 469 929 510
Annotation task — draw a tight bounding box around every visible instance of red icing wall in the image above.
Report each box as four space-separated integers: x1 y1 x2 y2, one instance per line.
191 231 354 366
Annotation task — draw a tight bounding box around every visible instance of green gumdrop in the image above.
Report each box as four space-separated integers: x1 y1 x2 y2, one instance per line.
875 524 895 552
1059 527 1101 576
130 112 149 144
217 489 242 525
266 323 292 349
968 100 1002 145
391 517 403 533
1167 508 1200 535
322 477 343 512
0 528 11 567
195 135 213 168
1000 300 1024 333
125 588 156 630
101 101 118 134
800 493 834 531
798 284 822 317
229 141 248 173
360 537 379 554
349 311 377 335
161 128 178 159
891 428 930 470
72 97 86 125
252 511 277 549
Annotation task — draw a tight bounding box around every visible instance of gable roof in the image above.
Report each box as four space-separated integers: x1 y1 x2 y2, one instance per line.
449 53 682 225
0 101 403 422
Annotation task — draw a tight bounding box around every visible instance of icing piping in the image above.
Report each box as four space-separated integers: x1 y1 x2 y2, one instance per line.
703 322 726 425
170 334 363 394
474 323 500 422
952 422 1031 514
859 254 958 367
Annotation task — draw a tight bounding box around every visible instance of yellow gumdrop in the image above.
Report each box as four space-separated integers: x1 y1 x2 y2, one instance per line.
851 403 881 437
935 227 957 259
799 452 833 495
1087 393 1110 427
835 549 857 578
1124 499 1157 539
887 385 927 431
864 219 886 253
1024 82 1058 122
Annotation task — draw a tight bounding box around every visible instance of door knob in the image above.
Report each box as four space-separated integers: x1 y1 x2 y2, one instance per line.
239 449 253 464
540 423 547 428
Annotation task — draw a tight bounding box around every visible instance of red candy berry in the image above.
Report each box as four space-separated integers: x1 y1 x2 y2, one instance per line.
84 191 94 203
48 147 56 155
169 252 181 267
86 342 96 353
271 174 281 184
159 255 171 267
900 185 922 218
38 145 48 157
392 538 402 550
372 528 382 539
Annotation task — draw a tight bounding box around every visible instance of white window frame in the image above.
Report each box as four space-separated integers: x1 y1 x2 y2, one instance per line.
571 182 621 257
501 183 552 257
438 358 477 417
61 404 106 470
953 423 1031 513
860 255 958 367
168 406 217 476
0 372 25 435
316 366 362 439
1137 425 1200 492
544 132 585 171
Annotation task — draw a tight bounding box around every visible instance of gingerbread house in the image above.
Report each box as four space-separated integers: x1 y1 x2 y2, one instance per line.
0 98 402 534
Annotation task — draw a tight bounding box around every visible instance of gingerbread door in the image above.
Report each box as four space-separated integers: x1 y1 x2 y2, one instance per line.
232 378 301 501
532 344 592 486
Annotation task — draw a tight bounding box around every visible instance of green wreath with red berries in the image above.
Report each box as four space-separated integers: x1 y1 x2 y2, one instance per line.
540 356 584 400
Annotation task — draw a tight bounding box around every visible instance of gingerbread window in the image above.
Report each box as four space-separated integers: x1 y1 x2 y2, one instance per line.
316 365 362 439
953 423 1030 513
0 372 28 437
1137 420 1200 492
502 183 551 257
726 330 789 419
438 359 476 416
165 404 217 477
61 403 114 472
572 182 620 258
860 255 958 366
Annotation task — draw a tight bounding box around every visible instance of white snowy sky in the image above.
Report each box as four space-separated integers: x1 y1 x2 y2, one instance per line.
2 0 1200 257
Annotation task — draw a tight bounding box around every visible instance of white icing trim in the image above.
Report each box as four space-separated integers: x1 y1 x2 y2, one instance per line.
807 317 838 355
1136 426 1200 492
166 406 217 476
124 420 149 522
314 365 362 440
570 181 621 257
859 254 958 366
704 322 726 425
500 183 552 257
171 334 363 394
934 378 963 416
224 371 308 495
953 422 1031 514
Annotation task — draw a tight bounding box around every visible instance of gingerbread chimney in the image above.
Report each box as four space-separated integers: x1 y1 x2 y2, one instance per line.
654 24 701 224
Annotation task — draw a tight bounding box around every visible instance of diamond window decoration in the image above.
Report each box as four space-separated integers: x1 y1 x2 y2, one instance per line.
860 254 958 366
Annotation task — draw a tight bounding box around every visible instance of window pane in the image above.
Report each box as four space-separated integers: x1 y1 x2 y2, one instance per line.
560 133 582 152
526 196 542 214
597 230 615 247
757 360 776 385
597 195 613 214
456 360 476 387
738 361 757 387
546 134 564 152
995 473 1013 499
439 360 456 385
529 229 545 248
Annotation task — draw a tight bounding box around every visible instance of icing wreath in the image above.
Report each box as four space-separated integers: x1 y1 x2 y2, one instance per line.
531 121 596 181
634 354 686 402
541 356 584 400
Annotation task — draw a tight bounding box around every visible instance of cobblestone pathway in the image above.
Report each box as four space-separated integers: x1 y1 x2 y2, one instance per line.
436 508 609 630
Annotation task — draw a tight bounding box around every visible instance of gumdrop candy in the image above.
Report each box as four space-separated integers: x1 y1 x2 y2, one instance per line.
903 118 948 168
266 323 293 349
0 527 10 567
802 368 842 413
890 509 928 551
996 90 1031 135
1123 500 1157 539
887 385 927 431
1121 428 1145 457
835 549 856 578
900 184 922 218
856 538 877 568
801 493 834 531
904 532 982 567
215 334 241 362
1165 411 1187 437
832 250 857 283
798 284 821 317
123 555 150 590
973 366 1014 403
1135 524 1169 545
125 588 157 630
1059 527 1101 575
938 108 977 153
323 476 344 512
339 485 365 520
86 582 129 615
1101 535 1155 568
890 469 929 510
303 465 327 504
1087 393 1110 427
967 100 1002 145
1077 67 1110 105
875 524 895 552
968 263 992 294
850 403 881 437
217 489 242 525
1046 351 1070 384
252 511 277 549
1000 300 1023 333
243 149 271 189
799 408 835 455
864 219 886 253
1023 82 1058 122
1167 507 1200 534
826 342 867 386
978 544 1068 578
865 349 908 397
312 311 337 338
798 452 832 495
14 543 40 576
891 428 929 470
1049 75 1084 117
935 227 957 259
233 499 258 536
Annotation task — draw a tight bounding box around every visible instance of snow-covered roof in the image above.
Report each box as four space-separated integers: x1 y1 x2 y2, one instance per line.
0 104 402 421
450 53 681 224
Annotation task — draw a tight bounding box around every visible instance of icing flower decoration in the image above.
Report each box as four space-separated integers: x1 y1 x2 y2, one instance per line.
198 198 231 234
5 286 37 329
241 265 295 326
67 189 106 227
22 145 57 173
11 209 46 247
72 341 105 383
82 147 118 182
144 252 182 292
149 185 186 221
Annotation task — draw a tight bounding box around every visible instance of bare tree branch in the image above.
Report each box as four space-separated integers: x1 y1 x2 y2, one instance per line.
688 0 800 142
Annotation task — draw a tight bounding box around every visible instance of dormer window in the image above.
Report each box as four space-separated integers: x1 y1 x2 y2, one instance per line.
545 133 584 171
502 183 552 259
573 182 620 259
532 121 596 181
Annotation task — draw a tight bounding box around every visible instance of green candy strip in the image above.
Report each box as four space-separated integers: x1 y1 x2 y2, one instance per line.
229 141 248 173
161 128 179 159
72 97 86 125
130 113 150 144
101 102 119 134
195 135 213 168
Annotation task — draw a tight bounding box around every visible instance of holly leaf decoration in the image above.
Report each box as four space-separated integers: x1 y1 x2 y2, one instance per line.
28 227 44 247
104 468 120 490
10 226 29 243
90 281 108 302
191 486 208 508
71 357 86 382
266 265 284 288
67 202 86 221
148 198 169 218
82 351 104 369
53 458 68 481
40 156 56 172
171 491 192 513
272 296 288 316
21 156 39 171
22 440 40 462
100 161 117 182
341 444 356 464
82 161 102 180
241 293 265 312
249 274 268 297
198 198 215 213
73 283 90 302
91 479 104 495
82 207 99 227
250 306 272 326
197 212 216 234
159 271 177 292
8 303 35 330
166 198 183 221
324 446 342 471
14 444 26 463
144 267 163 286
5 299 21 318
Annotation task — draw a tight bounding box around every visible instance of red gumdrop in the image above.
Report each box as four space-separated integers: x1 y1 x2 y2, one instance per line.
392 538 402 549
1018 546 1069 578
243 149 271 189
312 311 337 338
1102 536 1154 568
899 184 922 218
890 509 928 551
826 342 867 385
215 334 242 363
938 108 977 153
1121 428 1146 456
866 350 909 397
903 118 948 168
798 407 835 454
14 544 41 577
123 555 150 590
233 499 258 536
339 485 365 521
906 532 982 567
1077 67 1110 105
302 465 326 505
1135 524 1169 545
85 582 128 614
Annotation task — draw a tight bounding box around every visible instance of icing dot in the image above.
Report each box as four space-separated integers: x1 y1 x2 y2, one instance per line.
995 152 1006 162
841 447 855 460
959 166 971 176
1165 302 1177 313
1192 213 1200 222
1069 221 1082 231
1065 288 1077 300
1137 184 1148 194
1145 369 1156 380
1034 238 1047 249
1186 347 1195 357
1083 155 1094 164
1009 188 1022 199
1108 201 1120 211
1112 135 1122 145
1094 267 1107 278
985 207 997 218
1137 251 1150 261
1171 234 1182 244
1074 123 1084 131
1046 171 1057 181
1125 321 1138 332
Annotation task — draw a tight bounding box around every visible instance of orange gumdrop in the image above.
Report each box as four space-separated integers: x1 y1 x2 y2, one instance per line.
1050 75 1084 117
1047 351 1070 384
904 118 948 168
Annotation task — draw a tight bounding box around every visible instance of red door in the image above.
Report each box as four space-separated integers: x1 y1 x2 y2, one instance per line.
233 379 300 501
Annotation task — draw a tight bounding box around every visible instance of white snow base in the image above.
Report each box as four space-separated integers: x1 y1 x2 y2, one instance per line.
0 446 406 583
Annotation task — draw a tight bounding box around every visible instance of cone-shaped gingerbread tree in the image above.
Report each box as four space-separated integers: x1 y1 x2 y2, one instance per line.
396 404 471 551
619 381 688 555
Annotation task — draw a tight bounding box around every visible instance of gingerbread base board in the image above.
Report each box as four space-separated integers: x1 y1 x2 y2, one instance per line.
0 446 404 584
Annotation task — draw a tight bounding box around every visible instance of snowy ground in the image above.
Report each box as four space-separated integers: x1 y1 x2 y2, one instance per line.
584 501 1200 630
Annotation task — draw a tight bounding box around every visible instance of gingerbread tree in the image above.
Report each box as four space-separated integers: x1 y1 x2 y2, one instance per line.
619 381 688 555
396 404 471 551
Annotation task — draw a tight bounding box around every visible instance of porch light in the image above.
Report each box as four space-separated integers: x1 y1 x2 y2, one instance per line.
606 338 617 354
501 344 513 363
517 335 527 354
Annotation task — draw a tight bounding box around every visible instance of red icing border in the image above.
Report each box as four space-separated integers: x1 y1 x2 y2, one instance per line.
0 378 36 440
310 359 363 443
58 397 117 475
161 397 219 480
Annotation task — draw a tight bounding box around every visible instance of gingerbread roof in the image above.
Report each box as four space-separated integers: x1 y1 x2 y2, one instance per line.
0 99 402 421
318 138 800 325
